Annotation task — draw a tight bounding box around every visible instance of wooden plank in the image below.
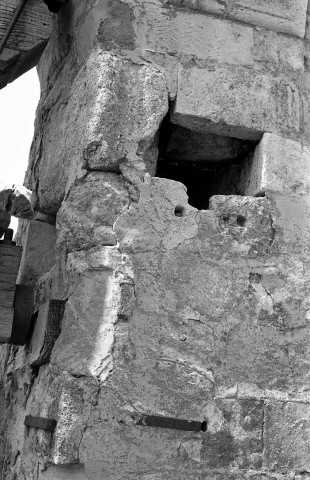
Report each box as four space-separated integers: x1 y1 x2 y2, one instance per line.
0 244 22 260
0 246 22 278
0 277 15 292
0 38 47 89
0 293 15 308
0 0 52 89
0 0 52 51
0 243 21 342
0 309 13 342
24 415 57 431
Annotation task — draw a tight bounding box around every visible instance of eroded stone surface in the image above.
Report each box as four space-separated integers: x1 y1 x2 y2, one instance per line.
56 172 130 252
26 52 168 214
242 133 310 196
2 0 310 478
39 465 88 480
73 179 310 475
265 401 310 471
17 220 56 286
172 64 305 141
50 263 120 378
141 7 254 66
168 0 308 37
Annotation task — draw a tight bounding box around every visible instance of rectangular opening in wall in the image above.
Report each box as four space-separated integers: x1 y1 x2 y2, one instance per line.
156 121 258 209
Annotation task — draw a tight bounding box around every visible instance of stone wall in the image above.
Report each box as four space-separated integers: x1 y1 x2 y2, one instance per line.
1 0 310 478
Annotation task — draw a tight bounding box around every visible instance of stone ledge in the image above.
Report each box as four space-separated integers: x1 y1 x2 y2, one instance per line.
171 64 305 142
167 0 308 38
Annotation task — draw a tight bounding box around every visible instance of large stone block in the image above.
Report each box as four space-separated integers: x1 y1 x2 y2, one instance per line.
171 64 304 141
56 172 130 252
17 220 56 285
50 248 122 378
79 397 263 477
167 0 308 38
115 177 198 253
142 7 253 66
24 365 98 468
27 52 168 214
203 398 264 469
242 134 310 196
207 195 275 258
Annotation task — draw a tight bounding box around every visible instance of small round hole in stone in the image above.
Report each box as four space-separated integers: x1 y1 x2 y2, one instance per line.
236 215 246 227
175 205 185 217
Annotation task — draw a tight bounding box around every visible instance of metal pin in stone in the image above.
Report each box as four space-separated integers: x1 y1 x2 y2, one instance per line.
133 413 207 432
24 415 57 432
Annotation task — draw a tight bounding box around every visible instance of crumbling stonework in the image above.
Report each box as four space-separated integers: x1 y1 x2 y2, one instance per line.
2 0 310 479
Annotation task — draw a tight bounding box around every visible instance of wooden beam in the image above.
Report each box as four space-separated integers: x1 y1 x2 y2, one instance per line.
0 0 53 50
0 243 22 342
0 0 53 89
10 284 34 345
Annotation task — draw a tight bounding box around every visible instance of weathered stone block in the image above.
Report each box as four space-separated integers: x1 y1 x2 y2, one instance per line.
24 365 97 468
79 396 263 476
143 7 253 66
39 465 88 480
269 194 310 254
27 53 168 214
4 0 310 477
115 181 300 402
51 378 87 465
202 398 264 469
265 401 310 471
115 177 198 253
253 30 304 75
171 64 304 141
228 0 308 38
50 263 120 378
207 195 275 257
242 134 310 196
168 0 308 38
57 172 129 252
97 0 136 51
17 220 56 285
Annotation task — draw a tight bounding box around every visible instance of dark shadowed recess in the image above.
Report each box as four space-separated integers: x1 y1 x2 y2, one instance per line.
156 117 259 209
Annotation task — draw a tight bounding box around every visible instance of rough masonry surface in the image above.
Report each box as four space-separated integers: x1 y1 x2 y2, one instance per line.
1 0 310 479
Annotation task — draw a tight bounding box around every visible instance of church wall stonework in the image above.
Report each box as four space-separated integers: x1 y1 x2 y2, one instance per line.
2 0 310 479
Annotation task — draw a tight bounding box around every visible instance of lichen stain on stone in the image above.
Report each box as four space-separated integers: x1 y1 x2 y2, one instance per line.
97 1 136 51
201 430 237 467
